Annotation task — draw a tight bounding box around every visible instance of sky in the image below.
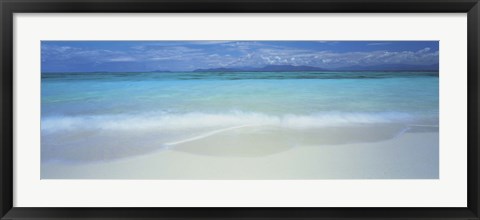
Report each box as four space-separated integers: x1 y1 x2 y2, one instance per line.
41 41 439 72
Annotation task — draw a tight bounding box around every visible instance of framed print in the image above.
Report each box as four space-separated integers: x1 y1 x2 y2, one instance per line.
1 0 479 219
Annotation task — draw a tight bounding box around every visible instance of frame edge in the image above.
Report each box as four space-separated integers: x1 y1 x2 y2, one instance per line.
1 0 479 219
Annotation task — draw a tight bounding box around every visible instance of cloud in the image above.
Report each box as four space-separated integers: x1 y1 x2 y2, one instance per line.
42 45 128 63
108 57 136 62
417 47 431 53
42 42 439 71
185 41 233 45
225 46 439 68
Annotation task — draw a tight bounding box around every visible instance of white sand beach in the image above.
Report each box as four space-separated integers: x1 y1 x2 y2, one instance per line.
42 128 439 179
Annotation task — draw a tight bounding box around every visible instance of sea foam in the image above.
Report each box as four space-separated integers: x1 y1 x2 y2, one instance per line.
41 111 414 133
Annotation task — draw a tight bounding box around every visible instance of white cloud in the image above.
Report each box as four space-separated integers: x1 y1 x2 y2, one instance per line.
42 42 439 71
185 41 233 45
417 47 431 53
108 57 136 62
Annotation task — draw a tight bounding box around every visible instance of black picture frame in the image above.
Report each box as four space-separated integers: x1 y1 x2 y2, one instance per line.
1 0 479 219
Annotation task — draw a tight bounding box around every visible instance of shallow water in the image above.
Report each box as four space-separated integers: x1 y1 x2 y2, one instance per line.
41 71 439 163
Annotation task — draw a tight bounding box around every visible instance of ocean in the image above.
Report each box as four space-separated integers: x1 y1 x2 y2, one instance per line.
41 71 439 168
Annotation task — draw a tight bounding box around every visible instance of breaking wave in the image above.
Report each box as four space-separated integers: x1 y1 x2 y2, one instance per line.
42 111 415 133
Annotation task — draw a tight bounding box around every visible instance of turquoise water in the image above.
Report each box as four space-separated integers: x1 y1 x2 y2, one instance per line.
41 71 439 162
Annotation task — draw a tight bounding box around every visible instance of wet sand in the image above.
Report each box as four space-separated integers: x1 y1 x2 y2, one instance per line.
41 129 439 179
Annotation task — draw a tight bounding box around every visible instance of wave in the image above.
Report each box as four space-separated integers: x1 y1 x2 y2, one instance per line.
41 111 418 134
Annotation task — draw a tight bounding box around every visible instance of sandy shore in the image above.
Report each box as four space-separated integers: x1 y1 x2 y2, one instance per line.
42 130 439 179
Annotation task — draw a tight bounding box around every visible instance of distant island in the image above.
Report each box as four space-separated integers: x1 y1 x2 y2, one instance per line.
193 64 439 72
193 65 328 72
42 64 440 74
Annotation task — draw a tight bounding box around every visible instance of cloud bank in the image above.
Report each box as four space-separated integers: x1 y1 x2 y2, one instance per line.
41 41 439 72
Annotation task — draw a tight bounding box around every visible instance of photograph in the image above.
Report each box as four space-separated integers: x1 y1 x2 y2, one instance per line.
40 40 439 179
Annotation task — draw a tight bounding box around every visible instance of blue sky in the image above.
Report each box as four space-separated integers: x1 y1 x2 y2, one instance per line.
41 41 439 72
